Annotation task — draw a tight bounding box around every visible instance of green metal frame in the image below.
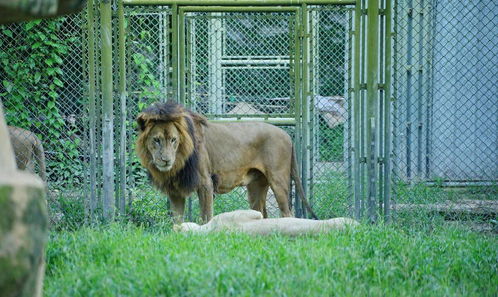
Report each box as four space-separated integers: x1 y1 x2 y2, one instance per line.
124 0 356 6
100 0 114 222
118 0 127 216
86 0 97 222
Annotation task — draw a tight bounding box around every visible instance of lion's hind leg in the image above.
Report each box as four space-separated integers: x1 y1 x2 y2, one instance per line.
247 175 269 218
267 176 293 218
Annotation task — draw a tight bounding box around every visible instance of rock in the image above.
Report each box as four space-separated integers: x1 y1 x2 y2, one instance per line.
0 171 48 297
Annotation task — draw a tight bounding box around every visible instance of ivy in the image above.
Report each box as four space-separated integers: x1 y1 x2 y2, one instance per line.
0 18 83 189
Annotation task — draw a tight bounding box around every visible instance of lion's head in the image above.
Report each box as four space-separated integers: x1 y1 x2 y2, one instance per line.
135 101 207 193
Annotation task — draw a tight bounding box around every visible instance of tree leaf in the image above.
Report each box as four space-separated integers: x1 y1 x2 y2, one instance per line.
54 78 64 87
2 80 13 92
3 29 13 38
25 22 37 31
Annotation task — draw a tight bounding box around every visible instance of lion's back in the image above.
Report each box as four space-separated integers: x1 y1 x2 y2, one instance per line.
204 121 293 172
205 121 291 153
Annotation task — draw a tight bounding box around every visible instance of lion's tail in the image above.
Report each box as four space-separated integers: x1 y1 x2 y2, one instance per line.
290 146 318 220
33 137 47 183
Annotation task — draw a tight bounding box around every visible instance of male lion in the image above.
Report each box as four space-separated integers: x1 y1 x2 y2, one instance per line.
8 126 47 183
136 101 317 223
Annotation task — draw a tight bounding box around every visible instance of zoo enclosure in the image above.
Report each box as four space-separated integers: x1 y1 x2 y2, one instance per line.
0 0 496 225
118 0 392 222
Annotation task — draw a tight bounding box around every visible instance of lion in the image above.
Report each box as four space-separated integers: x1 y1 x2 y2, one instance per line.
8 126 47 183
173 210 358 236
136 101 317 223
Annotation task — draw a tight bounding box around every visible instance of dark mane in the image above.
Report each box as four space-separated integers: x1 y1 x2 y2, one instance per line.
171 115 199 192
137 101 206 195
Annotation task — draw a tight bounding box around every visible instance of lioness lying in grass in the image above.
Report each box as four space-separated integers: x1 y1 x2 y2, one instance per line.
174 210 358 236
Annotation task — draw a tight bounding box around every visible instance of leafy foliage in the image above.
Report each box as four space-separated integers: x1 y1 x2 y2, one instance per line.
0 18 84 189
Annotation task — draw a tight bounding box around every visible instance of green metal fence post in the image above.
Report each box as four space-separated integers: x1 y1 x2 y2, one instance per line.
383 0 393 222
293 8 302 218
352 0 361 220
366 0 379 223
171 4 179 102
86 0 97 223
301 3 312 217
118 0 127 216
346 6 354 217
100 0 115 222
179 8 186 105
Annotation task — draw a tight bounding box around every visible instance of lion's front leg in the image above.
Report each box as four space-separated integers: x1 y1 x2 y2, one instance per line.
169 195 186 224
197 184 214 223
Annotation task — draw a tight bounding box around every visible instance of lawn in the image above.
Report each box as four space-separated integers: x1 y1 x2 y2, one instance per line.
45 223 497 297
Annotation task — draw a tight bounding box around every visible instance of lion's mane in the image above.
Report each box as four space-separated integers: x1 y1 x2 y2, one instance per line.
135 101 207 195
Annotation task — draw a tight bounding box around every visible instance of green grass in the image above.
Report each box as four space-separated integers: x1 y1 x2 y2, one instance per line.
45 223 497 297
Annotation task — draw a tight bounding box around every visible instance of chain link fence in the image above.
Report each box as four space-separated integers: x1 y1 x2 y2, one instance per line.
392 0 497 226
1 1 495 228
0 14 89 229
309 6 352 219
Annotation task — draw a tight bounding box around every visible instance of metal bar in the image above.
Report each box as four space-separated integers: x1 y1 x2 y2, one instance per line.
377 0 385 216
293 8 302 218
359 0 367 218
100 0 115 222
221 59 290 65
159 12 165 98
209 118 297 125
206 12 223 114
223 55 290 59
179 6 300 12
416 0 423 178
405 0 413 180
86 0 97 223
308 8 318 211
118 0 127 216
346 7 353 217
179 8 186 104
366 0 379 223
425 1 434 179
352 1 361 220
208 113 296 118
390 0 398 220
124 0 357 6
222 66 290 70
383 0 392 222
301 3 311 218
171 4 179 101
164 11 171 99
94 1 103 207
187 16 196 107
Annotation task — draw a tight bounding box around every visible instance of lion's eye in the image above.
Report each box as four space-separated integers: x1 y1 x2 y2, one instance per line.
153 137 161 144
171 137 177 143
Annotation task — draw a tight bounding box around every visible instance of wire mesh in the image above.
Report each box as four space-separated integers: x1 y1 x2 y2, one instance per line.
392 0 498 222
183 11 299 219
3 1 494 227
123 6 173 225
309 6 353 219
185 12 297 117
0 14 89 228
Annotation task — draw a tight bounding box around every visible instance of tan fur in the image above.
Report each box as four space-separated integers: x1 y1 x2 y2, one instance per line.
136 102 317 223
173 210 359 236
8 126 47 183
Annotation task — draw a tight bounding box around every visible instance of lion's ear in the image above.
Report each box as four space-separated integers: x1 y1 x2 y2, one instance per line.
137 113 148 131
